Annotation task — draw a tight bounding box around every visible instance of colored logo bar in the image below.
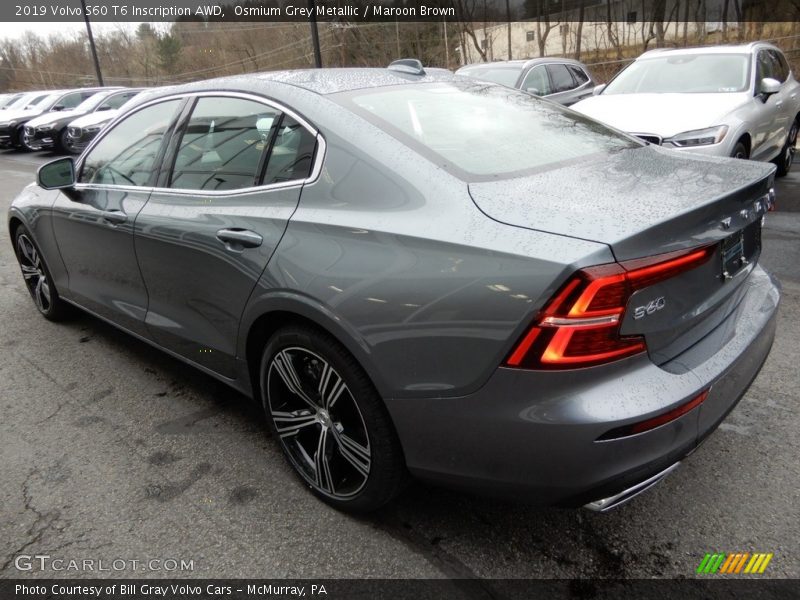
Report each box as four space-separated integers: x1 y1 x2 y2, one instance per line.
696 552 773 574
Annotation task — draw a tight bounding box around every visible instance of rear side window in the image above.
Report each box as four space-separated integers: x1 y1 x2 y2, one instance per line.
80 99 181 186
170 97 279 191
263 116 317 184
547 64 576 93
568 65 590 85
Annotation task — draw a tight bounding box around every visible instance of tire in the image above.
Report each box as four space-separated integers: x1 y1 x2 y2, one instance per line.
56 128 72 154
259 324 407 512
774 119 798 177
13 225 73 321
731 141 749 160
15 126 32 152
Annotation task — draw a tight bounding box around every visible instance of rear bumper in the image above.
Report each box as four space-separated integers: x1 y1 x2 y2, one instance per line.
385 265 779 505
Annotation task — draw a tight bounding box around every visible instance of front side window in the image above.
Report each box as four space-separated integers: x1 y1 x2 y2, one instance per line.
57 92 88 110
99 91 140 111
80 99 181 186
768 50 788 83
170 97 280 191
341 82 638 180
521 65 552 95
605 53 751 94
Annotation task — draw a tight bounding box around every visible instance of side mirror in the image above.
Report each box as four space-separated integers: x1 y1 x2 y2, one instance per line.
52 104 65 111
759 77 781 100
38 157 75 190
96 105 112 111
525 87 542 96
592 84 606 96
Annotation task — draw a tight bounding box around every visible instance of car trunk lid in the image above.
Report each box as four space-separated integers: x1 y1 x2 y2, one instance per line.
469 146 775 364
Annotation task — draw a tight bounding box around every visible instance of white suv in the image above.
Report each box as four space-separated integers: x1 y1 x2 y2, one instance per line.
572 42 800 175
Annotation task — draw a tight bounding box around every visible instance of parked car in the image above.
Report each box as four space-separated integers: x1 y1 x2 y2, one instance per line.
572 42 800 175
456 58 595 105
0 93 24 110
23 88 141 153
65 90 148 154
0 87 110 149
9 61 779 512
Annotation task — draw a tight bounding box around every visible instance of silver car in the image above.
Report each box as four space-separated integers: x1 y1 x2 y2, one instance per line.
573 42 800 175
456 58 595 105
9 62 780 512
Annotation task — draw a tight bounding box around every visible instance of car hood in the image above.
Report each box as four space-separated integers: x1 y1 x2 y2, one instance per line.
571 92 749 138
27 108 86 128
69 110 118 128
0 108 43 122
468 145 774 261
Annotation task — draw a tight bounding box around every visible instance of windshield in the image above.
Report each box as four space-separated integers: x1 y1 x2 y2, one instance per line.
457 65 524 88
75 91 113 112
604 53 751 94
340 82 638 181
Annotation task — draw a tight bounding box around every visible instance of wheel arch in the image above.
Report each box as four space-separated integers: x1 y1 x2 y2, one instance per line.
239 294 391 403
736 132 752 157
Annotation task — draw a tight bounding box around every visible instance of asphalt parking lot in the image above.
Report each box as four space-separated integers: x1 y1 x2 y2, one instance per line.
1 150 798 582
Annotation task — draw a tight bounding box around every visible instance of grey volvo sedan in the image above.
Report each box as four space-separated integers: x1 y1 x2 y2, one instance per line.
9 63 780 512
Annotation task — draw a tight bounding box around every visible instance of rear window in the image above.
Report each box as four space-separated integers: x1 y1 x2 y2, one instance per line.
338 82 637 181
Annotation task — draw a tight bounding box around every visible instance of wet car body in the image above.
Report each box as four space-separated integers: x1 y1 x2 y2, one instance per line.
8 66 780 510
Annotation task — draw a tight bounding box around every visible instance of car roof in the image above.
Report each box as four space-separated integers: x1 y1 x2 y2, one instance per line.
458 57 588 71
158 67 458 97
639 42 781 59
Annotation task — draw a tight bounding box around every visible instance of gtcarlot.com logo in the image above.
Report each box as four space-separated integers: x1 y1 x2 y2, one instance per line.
697 552 773 574
13 555 194 572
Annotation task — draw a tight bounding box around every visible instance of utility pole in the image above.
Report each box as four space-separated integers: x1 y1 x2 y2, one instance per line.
505 0 512 60
308 0 322 68
79 0 104 85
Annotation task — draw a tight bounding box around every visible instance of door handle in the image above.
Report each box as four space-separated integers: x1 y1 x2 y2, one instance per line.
100 210 127 225
216 228 263 249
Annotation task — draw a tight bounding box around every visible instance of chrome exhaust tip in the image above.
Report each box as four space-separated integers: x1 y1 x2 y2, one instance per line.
584 462 681 512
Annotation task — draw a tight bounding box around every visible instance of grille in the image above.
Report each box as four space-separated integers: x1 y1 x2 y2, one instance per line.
633 133 662 145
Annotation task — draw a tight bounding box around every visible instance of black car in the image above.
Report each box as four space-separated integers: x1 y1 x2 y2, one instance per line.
23 88 139 153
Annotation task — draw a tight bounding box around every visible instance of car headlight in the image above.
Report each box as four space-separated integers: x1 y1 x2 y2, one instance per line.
0 120 17 128
669 125 729 147
37 123 56 131
85 125 101 132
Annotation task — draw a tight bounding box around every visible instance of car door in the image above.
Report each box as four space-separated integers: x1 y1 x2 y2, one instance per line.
751 49 783 160
134 94 320 378
768 49 796 146
50 98 184 337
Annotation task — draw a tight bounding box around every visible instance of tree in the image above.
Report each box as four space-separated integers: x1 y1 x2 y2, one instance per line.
157 31 182 76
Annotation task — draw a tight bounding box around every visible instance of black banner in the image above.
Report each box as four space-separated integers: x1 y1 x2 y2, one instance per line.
3 0 799 23
2 579 799 600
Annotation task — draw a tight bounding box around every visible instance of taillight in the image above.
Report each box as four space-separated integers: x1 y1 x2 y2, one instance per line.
505 246 714 369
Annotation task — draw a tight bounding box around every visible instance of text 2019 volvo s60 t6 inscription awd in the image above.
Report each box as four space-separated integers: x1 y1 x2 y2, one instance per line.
8 62 780 512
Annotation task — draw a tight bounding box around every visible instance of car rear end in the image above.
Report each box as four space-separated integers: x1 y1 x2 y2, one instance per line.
339 79 781 507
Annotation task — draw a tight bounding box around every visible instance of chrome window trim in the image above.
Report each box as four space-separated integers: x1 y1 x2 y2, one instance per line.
77 90 326 197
